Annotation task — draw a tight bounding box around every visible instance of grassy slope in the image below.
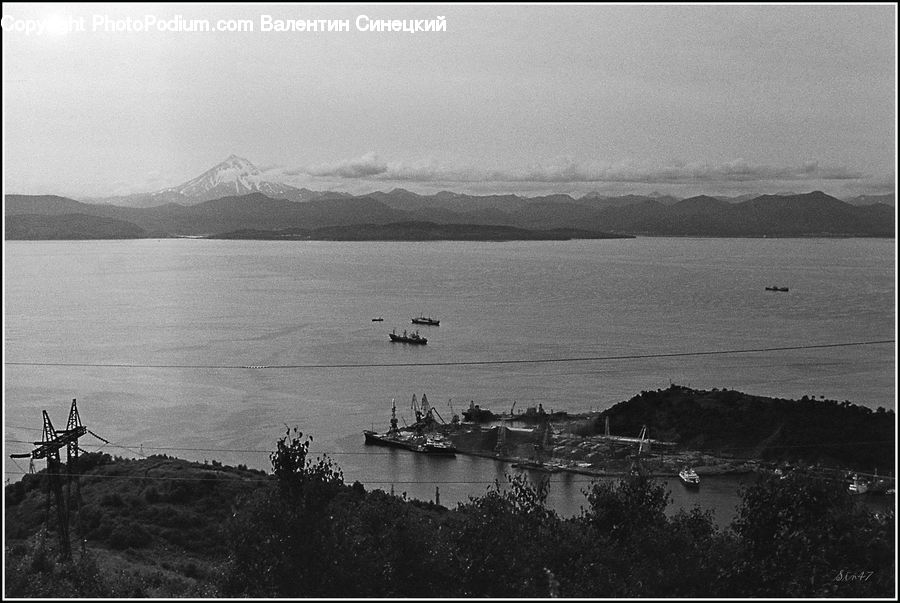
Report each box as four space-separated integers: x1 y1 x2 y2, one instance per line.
4 452 449 597
4 453 269 596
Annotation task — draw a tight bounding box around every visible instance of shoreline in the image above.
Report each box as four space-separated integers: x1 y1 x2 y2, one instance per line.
451 442 762 478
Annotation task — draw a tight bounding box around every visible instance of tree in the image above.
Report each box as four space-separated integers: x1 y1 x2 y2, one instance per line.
224 427 344 597
449 473 560 597
582 473 669 541
729 472 895 597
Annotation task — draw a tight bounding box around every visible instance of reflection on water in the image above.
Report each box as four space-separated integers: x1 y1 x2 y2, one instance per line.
383 461 893 529
482 467 750 525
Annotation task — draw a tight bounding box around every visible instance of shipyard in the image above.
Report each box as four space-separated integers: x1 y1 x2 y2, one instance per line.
364 385 896 496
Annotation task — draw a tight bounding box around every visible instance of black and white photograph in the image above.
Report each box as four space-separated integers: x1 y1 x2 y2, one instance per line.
2 2 896 599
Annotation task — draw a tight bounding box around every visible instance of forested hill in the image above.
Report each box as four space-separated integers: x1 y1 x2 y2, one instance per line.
601 385 895 471
6 213 146 239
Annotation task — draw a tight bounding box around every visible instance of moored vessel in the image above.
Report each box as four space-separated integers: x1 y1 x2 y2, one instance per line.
678 466 701 488
848 474 869 495
363 399 427 452
363 429 424 452
424 435 457 455
364 397 456 455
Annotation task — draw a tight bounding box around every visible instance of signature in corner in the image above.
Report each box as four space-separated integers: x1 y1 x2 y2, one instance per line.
834 570 874 582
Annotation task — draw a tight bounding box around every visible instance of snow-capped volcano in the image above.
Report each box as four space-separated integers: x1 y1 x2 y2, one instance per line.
84 155 349 207
154 154 302 203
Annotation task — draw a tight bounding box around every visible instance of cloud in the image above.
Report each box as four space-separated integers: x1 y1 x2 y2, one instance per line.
275 154 866 186
482 158 865 184
287 152 389 178
267 152 876 198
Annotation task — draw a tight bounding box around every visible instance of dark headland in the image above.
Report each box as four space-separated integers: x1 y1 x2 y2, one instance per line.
420 384 895 478
5 385 894 598
210 221 631 241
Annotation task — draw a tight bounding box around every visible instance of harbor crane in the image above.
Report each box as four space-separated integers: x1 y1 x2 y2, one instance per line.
447 399 460 424
628 425 650 478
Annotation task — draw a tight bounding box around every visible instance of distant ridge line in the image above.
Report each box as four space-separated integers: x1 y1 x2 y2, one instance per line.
5 339 893 370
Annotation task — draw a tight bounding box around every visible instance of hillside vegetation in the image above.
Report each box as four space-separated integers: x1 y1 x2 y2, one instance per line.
4 427 894 598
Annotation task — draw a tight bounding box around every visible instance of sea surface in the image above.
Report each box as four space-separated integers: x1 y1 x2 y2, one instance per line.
4 237 896 522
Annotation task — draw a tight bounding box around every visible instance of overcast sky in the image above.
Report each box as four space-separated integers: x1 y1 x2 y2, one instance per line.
2 2 896 199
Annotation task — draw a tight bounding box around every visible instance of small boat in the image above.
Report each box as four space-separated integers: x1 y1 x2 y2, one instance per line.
765 286 789 292
412 316 440 326
371 317 384 322
424 435 457 455
389 329 427 345
678 467 701 489
848 474 869 495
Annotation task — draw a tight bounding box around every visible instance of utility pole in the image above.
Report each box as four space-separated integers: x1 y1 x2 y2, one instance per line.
9 399 88 561
65 399 86 555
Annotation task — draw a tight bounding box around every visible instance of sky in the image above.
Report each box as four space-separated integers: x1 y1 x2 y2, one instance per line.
1 2 896 199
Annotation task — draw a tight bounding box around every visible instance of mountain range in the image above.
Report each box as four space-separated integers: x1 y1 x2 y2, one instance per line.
79 155 895 209
5 155 896 239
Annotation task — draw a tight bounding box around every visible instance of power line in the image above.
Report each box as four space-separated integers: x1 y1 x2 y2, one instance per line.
78 444 411 455
92 440 900 452
95 440 146 459
3 469 886 487
8 457 28 474
0 470 620 485
3 470 273 483
3 339 894 370
8 439 894 456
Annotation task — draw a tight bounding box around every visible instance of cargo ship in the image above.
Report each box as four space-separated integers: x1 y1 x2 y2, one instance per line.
411 316 440 326
389 329 428 344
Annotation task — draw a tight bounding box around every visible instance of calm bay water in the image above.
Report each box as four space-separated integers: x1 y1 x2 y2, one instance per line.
4 237 895 521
